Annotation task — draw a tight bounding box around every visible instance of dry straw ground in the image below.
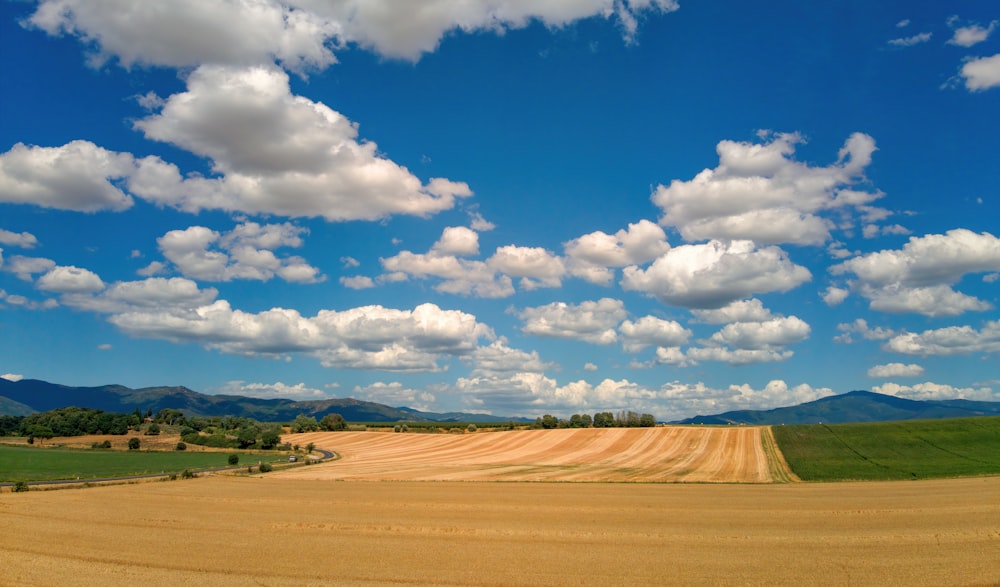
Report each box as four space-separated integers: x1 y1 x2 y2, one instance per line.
2 426 998 586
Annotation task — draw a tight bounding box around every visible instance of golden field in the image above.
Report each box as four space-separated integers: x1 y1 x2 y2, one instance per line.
2 426 998 586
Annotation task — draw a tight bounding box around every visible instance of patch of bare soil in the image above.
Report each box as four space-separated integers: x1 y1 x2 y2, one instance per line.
2 475 997 586
281 426 780 482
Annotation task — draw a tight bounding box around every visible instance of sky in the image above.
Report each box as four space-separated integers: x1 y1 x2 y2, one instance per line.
1 1 999 421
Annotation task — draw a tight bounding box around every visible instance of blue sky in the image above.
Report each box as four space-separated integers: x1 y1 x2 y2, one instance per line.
1 1 998 420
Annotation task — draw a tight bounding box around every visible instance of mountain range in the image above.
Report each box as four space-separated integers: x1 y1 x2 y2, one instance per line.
0 378 527 423
675 390 1000 425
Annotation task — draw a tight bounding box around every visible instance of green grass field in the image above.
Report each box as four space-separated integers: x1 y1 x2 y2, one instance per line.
772 416 1000 481
0 445 278 482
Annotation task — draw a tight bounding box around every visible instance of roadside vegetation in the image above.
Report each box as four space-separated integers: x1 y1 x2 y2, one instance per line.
772 416 1000 481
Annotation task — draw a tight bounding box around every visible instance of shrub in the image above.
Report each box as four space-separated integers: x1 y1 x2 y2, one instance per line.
91 440 112 449
12 480 29 493
167 473 177 481
394 425 401 433
401 424 409 433
467 424 478 433
127 437 140 450
258 462 273 473
144 423 161 435
228 454 239 465
181 469 197 479
175 442 187 451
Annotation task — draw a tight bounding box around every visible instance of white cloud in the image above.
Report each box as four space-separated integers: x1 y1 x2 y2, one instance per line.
691 298 774 324
0 230 38 249
131 65 472 221
108 300 493 372
618 316 691 352
0 289 59 311
97 343 113 351
831 229 1000 316
1 373 24 382
621 240 811 309
959 53 1000 91
340 256 360 268
1 255 56 281
468 211 495 231
896 19 910 28
380 250 514 298
214 380 330 400
563 219 670 284
27 0 338 72
656 379 833 421
156 222 323 283
888 32 932 47
834 318 897 344
433 226 480 256
883 320 1000 356
27 0 678 70
0 141 137 212
651 132 881 245
518 298 626 344
466 339 553 375
487 245 565 289
340 276 375 289
822 286 850 306
36 265 105 293
947 20 997 47
583 362 598 372
873 381 996 402
705 316 811 350
60 277 219 315
867 363 924 378
353 381 436 411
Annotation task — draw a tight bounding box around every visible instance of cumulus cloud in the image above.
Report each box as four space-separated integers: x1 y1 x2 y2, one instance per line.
883 320 1000 356
0 230 38 249
655 379 833 421
867 363 924 378
821 286 850 306
60 277 219 314
831 229 1000 316
518 298 626 344
834 318 897 344
131 65 471 221
487 245 565 289
340 276 375 289
155 222 323 283
465 339 553 375
1 255 55 281
432 226 480 256
618 316 691 352
1 373 24 382
705 316 811 350
214 380 330 400
27 0 678 70
108 300 493 372
36 266 105 293
26 0 338 71
651 132 882 245
958 53 1000 91
873 381 996 402
621 240 811 309
0 141 137 212
690 298 773 324
380 250 513 298
563 219 670 284
947 19 997 47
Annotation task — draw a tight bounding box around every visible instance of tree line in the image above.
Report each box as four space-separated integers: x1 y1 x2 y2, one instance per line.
534 411 657 429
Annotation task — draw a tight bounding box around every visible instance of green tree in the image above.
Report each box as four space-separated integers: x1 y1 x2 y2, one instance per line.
593 412 614 428
228 454 239 465
320 413 347 431
236 427 258 449
540 414 558 429
292 414 319 433
127 437 140 450
306 442 315 454
639 413 656 427
260 429 281 450
145 423 161 435
176 441 187 451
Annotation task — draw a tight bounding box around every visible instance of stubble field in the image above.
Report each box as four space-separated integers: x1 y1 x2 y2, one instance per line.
281 426 782 482
2 426 998 586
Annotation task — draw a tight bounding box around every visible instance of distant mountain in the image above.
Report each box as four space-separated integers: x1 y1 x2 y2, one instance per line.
675 390 1000 425
0 378 528 423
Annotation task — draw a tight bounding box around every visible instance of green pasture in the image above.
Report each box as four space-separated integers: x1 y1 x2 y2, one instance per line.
772 416 1000 481
0 445 280 482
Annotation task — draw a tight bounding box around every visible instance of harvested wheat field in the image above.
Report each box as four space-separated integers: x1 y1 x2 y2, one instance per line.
282 426 784 482
2 475 998 586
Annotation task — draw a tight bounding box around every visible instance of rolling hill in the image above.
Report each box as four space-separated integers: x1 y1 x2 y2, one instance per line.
0 378 526 423
676 390 1000 425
